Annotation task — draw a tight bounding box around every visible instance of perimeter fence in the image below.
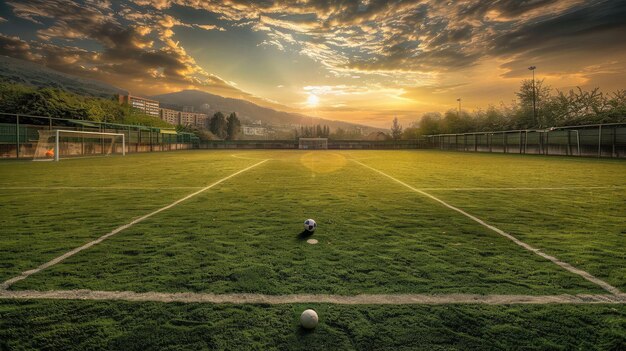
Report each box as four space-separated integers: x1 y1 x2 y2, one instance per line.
425 123 626 158
0 113 198 159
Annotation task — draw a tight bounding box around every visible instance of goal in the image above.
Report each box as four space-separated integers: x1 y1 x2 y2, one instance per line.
33 129 125 161
299 137 328 150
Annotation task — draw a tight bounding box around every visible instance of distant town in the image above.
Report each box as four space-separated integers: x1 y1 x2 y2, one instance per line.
118 93 267 137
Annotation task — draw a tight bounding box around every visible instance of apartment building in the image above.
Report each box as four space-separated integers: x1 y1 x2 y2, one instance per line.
160 108 180 125
118 94 160 117
159 108 209 129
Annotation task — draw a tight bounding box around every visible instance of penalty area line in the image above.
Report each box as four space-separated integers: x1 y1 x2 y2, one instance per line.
0 159 269 291
350 159 622 295
0 289 625 305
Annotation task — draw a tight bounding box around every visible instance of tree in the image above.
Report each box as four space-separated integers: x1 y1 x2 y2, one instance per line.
516 79 551 128
226 112 241 140
390 117 403 140
209 111 227 139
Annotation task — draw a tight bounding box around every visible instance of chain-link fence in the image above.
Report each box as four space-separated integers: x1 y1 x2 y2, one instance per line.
0 113 198 159
426 123 626 158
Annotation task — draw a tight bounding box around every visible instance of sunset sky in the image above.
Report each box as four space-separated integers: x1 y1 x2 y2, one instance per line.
0 0 624 127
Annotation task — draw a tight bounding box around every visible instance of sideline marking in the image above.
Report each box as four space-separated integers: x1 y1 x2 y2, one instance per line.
1 289 624 304
351 159 622 295
0 186 204 190
0 159 269 290
3 186 621 191
419 186 625 191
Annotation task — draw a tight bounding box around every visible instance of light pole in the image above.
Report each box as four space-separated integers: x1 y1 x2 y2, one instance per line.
457 98 461 117
528 66 537 126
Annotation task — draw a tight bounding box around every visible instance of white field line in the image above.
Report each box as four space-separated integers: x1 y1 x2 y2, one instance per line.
2 186 623 191
0 186 204 190
1 289 625 304
420 186 625 191
230 153 274 160
351 159 622 295
0 159 269 290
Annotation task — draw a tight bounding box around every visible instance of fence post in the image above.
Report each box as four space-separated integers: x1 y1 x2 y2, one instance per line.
598 125 602 157
612 126 616 158
503 132 507 153
566 130 571 156
545 131 549 155
15 114 20 159
519 131 522 154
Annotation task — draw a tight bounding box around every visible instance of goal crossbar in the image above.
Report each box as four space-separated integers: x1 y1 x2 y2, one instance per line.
53 130 125 161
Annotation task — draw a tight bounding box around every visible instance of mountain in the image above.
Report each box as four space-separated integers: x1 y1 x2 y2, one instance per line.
0 56 126 97
151 90 382 134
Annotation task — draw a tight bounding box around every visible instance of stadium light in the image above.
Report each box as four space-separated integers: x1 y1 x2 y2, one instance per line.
456 98 461 117
528 66 537 125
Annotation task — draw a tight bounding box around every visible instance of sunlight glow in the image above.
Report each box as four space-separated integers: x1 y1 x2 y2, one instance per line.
306 94 319 107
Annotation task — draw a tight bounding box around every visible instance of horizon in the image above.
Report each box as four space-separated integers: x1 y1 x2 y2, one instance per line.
0 1 625 128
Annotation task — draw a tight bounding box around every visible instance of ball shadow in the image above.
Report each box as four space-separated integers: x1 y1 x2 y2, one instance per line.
297 230 314 240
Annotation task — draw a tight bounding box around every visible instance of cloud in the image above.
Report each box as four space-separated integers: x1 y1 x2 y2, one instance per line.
1 0 257 99
1 0 624 124
0 34 40 61
195 24 225 31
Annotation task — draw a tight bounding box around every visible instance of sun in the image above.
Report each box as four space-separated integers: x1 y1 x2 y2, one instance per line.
306 94 319 107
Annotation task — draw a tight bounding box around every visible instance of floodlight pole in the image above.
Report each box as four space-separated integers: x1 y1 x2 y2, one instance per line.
528 66 537 126
457 98 461 117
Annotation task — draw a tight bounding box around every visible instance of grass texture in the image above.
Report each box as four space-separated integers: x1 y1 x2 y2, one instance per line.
1 150 625 349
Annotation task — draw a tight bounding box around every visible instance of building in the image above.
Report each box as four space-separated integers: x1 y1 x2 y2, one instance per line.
160 108 180 125
183 106 195 113
181 111 209 128
242 125 267 136
159 108 209 129
118 94 160 117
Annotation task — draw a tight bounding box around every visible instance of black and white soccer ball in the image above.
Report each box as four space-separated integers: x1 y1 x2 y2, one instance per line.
304 219 317 232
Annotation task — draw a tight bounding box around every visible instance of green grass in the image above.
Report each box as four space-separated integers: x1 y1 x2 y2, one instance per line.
11 152 605 294
1 150 625 349
1 300 624 350
0 152 252 281
350 150 626 290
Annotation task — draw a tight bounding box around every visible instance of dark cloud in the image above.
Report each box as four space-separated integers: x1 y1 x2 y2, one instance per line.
0 34 37 61
493 0 626 55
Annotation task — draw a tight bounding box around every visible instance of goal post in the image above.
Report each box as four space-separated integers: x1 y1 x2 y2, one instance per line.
299 137 328 150
34 129 125 161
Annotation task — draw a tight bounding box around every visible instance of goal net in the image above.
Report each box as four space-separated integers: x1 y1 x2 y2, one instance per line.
299 137 328 150
33 130 125 161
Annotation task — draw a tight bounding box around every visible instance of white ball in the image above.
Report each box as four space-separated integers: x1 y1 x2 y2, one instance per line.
300 309 319 329
304 219 317 232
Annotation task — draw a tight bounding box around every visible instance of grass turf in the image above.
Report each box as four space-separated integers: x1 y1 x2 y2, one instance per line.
1 299 625 351
350 151 626 290
0 151 252 281
9 151 605 295
1 150 625 349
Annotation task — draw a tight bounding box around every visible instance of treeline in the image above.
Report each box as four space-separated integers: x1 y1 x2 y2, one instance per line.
209 111 241 140
0 82 170 128
295 124 330 138
402 82 626 138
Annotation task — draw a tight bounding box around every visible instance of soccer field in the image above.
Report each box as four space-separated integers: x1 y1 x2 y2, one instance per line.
1 150 625 349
